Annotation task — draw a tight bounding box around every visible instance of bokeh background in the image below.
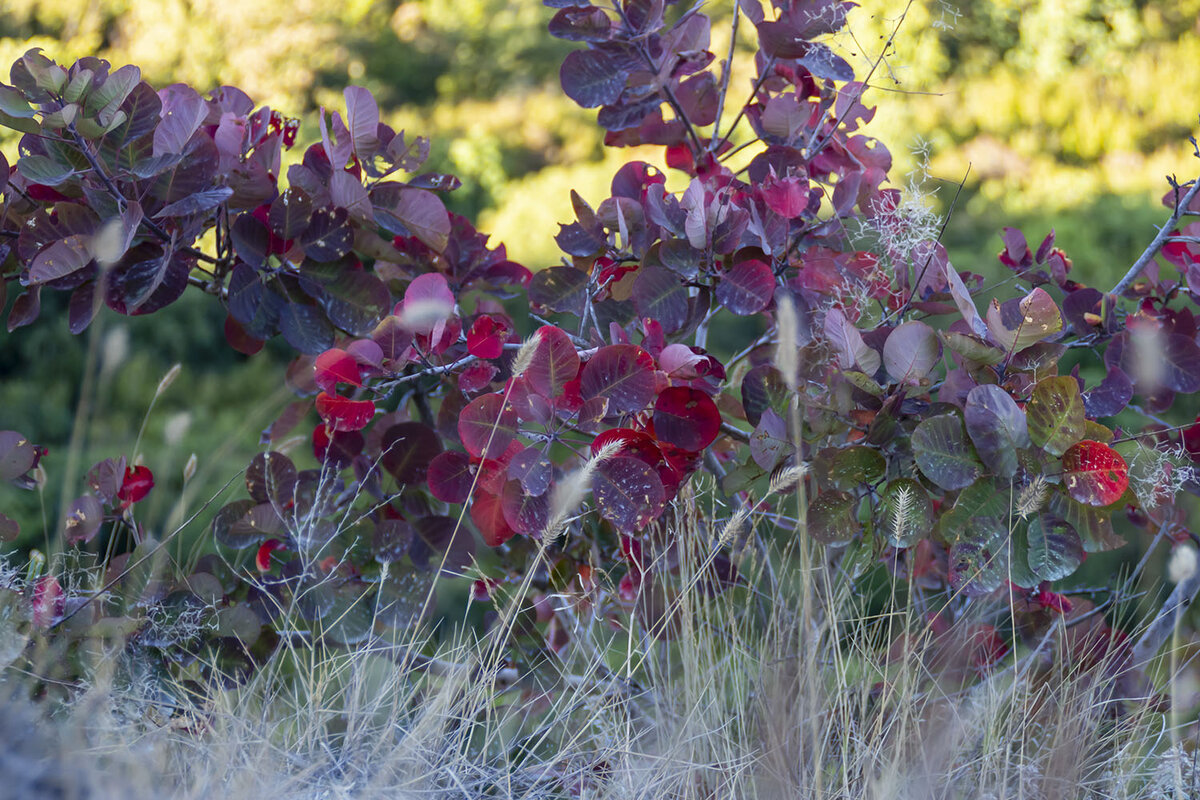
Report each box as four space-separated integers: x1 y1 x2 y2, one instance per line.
2 0 1199 550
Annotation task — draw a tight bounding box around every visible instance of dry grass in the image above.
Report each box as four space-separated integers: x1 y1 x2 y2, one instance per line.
2 472 1196 800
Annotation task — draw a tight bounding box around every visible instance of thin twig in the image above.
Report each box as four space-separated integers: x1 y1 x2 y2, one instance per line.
709 0 741 150
1111 171 1200 297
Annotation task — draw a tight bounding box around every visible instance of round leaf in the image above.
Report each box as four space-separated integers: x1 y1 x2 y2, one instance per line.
652 387 721 453
911 414 983 491
525 325 580 399
427 451 475 503
315 392 375 432
579 345 656 415
381 422 443 485
716 259 774 315
883 321 941 384
964 385 1031 478
632 266 688 333
1027 514 1084 581
807 490 858 545
1061 440 1129 507
592 456 665 533
1026 376 1086 457
458 393 520 459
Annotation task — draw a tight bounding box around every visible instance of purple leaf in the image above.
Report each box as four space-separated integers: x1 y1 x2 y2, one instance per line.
343 86 380 158
559 47 638 109
153 83 207 157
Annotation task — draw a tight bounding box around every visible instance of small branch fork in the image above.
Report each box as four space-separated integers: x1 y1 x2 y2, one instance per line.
1110 130 1200 297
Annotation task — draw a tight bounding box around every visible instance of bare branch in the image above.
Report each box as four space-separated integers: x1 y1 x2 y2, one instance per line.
1111 175 1200 297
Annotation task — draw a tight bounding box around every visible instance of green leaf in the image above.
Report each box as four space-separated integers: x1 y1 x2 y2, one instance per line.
1027 514 1084 581
911 413 984 490
85 64 141 120
817 446 886 491
1026 376 1086 457
17 155 77 186
1007 526 1040 589
949 517 1008 597
938 478 1009 540
806 490 859 545
878 478 933 547
941 331 1007 365
0 110 40 135
1049 492 1124 553
0 84 35 118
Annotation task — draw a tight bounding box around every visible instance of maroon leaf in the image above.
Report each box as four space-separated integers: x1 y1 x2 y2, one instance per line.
466 314 510 359
381 422 443 485
268 187 313 240
882 321 941 384
301 207 353 262
343 86 380 157
86 456 126 503
63 494 104 544
428 451 475 503
529 266 589 315
508 446 553 496
501 480 550 534
68 280 99 334
245 452 297 506
525 325 580 398
458 393 520 459
716 259 774 315
377 188 450 252
742 365 790 430
30 237 90 284
632 266 689 333
580 344 656 414
652 386 721 452
548 6 613 41
470 491 516 547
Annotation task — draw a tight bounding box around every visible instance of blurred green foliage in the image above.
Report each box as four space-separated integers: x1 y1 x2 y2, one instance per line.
1 0 1198 553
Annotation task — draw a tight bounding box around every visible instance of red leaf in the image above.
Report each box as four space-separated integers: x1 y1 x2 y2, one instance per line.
652 387 721 452
256 538 287 571
466 314 509 359
32 575 63 627
117 465 155 506
314 348 362 393
471 491 516 547
1062 440 1129 507
458 360 498 393
315 392 375 432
